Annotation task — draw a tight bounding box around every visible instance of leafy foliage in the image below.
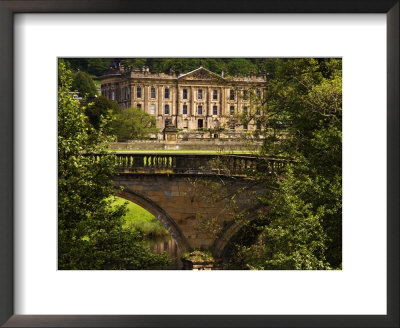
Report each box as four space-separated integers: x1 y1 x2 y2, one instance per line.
227 59 342 270
58 61 169 269
71 71 98 98
64 58 112 76
87 58 113 76
85 95 119 130
62 58 279 77
111 107 158 140
226 58 257 76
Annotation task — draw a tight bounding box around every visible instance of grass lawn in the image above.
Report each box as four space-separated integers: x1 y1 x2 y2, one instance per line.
113 196 168 238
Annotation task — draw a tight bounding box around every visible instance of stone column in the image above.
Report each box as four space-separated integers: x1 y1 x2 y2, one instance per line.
158 85 163 116
176 85 180 116
221 87 226 116
171 85 176 126
237 86 241 114
172 85 176 116
190 86 194 117
144 85 148 114
207 87 211 117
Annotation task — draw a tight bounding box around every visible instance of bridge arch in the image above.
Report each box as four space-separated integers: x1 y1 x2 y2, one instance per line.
213 217 259 258
116 188 190 254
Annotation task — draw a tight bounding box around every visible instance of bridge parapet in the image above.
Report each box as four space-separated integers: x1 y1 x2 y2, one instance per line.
112 153 285 176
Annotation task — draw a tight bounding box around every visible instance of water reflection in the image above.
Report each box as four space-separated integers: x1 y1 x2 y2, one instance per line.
146 235 182 270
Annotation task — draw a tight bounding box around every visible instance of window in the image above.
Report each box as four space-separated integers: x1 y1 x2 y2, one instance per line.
243 90 248 99
165 88 169 98
243 106 248 113
257 122 261 130
165 105 169 114
230 106 234 115
256 89 261 97
151 87 156 98
213 89 218 100
230 124 235 131
137 87 141 98
183 119 188 129
213 105 217 115
137 104 142 109
230 90 235 100
111 91 115 101
150 104 156 115
198 105 203 115
198 119 203 129
183 89 188 99
243 124 248 130
183 105 187 115
198 89 203 100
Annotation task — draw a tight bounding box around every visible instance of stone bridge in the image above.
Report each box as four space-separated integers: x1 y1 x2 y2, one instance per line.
107 153 284 261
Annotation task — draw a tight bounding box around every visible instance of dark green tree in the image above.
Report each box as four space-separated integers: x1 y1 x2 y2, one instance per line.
120 58 147 69
58 61 169 270
87 58 113 76
201 58 227 75
226 58 257 76
112 107 158 140
63 58 88 72
72 71 98 98
159 58 198 74
85 95 119 130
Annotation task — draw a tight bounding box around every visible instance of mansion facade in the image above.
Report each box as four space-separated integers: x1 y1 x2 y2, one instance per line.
100 66 266 136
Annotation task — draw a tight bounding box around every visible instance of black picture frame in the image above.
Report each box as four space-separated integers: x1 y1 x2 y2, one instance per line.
0 1 398 327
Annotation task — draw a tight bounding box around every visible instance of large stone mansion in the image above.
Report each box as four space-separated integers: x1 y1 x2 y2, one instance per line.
100 65 266 137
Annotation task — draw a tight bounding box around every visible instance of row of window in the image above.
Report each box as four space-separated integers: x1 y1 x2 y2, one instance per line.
130 87 261 100
161 104 210 115
145 104 249 115
103 87 262 103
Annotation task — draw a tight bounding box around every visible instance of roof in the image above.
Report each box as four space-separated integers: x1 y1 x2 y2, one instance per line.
177 66 223 80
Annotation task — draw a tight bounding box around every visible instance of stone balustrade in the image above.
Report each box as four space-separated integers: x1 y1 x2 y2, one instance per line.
108 153 285 176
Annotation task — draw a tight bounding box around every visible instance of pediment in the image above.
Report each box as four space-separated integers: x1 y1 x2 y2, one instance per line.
178 67 222 82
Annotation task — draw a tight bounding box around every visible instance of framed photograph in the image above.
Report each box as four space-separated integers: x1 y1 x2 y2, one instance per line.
1 1 398 327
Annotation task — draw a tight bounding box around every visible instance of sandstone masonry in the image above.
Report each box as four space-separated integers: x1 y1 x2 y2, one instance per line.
100 65 266 138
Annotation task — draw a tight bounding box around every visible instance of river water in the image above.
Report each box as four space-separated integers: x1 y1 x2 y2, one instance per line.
145 235 183 270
